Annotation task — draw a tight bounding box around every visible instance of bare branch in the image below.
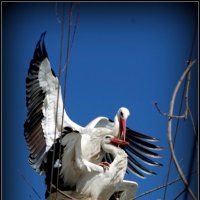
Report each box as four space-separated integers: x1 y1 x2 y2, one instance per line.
168 59 197 200
154 102 168 116
168 115 185 119
154 61 193 121
154 102 187 119
183 70 191 119
188 106 197 138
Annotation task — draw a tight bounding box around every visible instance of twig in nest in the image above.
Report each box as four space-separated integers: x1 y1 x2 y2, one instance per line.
50 184 79 200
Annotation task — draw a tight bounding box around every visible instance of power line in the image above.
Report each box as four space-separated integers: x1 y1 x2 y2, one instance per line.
55 3 74 198
48 2 80 199
49 2 66 199
135 171 197 200
18 169 42 200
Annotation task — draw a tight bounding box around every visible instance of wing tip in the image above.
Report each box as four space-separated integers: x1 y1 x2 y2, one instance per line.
127 128 160 142
156 146 163 150
33 31 48 61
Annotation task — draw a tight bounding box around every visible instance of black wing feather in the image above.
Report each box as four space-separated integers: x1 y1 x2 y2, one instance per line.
125 149 157 175
126 127 159 141
126 138 162 158
24 32 52 173
119 124 162 178
125 144 162 167
107 119 162 178
127 161 145 179
127 135 163 150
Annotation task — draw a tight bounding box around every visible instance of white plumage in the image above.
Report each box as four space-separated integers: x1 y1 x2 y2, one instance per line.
68 135 138 200
60 108 130 188
25 32 162 199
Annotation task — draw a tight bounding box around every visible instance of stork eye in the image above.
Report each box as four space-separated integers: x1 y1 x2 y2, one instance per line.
105 136 111 139
120 111 124 117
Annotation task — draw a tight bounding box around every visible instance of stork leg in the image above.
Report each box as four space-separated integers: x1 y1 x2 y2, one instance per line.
98 161 110 171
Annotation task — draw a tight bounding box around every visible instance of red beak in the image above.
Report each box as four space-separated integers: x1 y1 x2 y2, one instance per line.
110 137 129 145
119 118 126 141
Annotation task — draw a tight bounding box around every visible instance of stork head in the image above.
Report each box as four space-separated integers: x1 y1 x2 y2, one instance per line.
103 135 129 146
117 107 130 141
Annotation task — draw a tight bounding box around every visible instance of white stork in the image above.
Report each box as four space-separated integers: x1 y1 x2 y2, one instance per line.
47 135 138 200
53 108 130 188
76 135 138 200
24 32 162 198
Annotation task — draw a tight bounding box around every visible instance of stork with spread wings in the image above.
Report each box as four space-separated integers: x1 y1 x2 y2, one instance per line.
24 33 162 199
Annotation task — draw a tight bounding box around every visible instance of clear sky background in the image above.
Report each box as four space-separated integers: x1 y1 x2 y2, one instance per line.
2 2 198 200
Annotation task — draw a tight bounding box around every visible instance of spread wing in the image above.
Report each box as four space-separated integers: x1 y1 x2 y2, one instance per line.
24 32 81 174
104 122 163 179
124 128 163 178
24 32 50 174
86 117 113 129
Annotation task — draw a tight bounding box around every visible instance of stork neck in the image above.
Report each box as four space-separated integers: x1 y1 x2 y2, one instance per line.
113 115 120 133
102 143 115 155
102 142 127 181
102 143 121 158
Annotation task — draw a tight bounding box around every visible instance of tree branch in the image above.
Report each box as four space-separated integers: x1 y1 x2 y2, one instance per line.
154 63 193 120
188 106 197 138
168 59 197 200
183 70 191 119
154 102 187 119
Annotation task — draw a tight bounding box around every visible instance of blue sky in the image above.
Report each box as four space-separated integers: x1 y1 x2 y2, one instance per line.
2 2 198 200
